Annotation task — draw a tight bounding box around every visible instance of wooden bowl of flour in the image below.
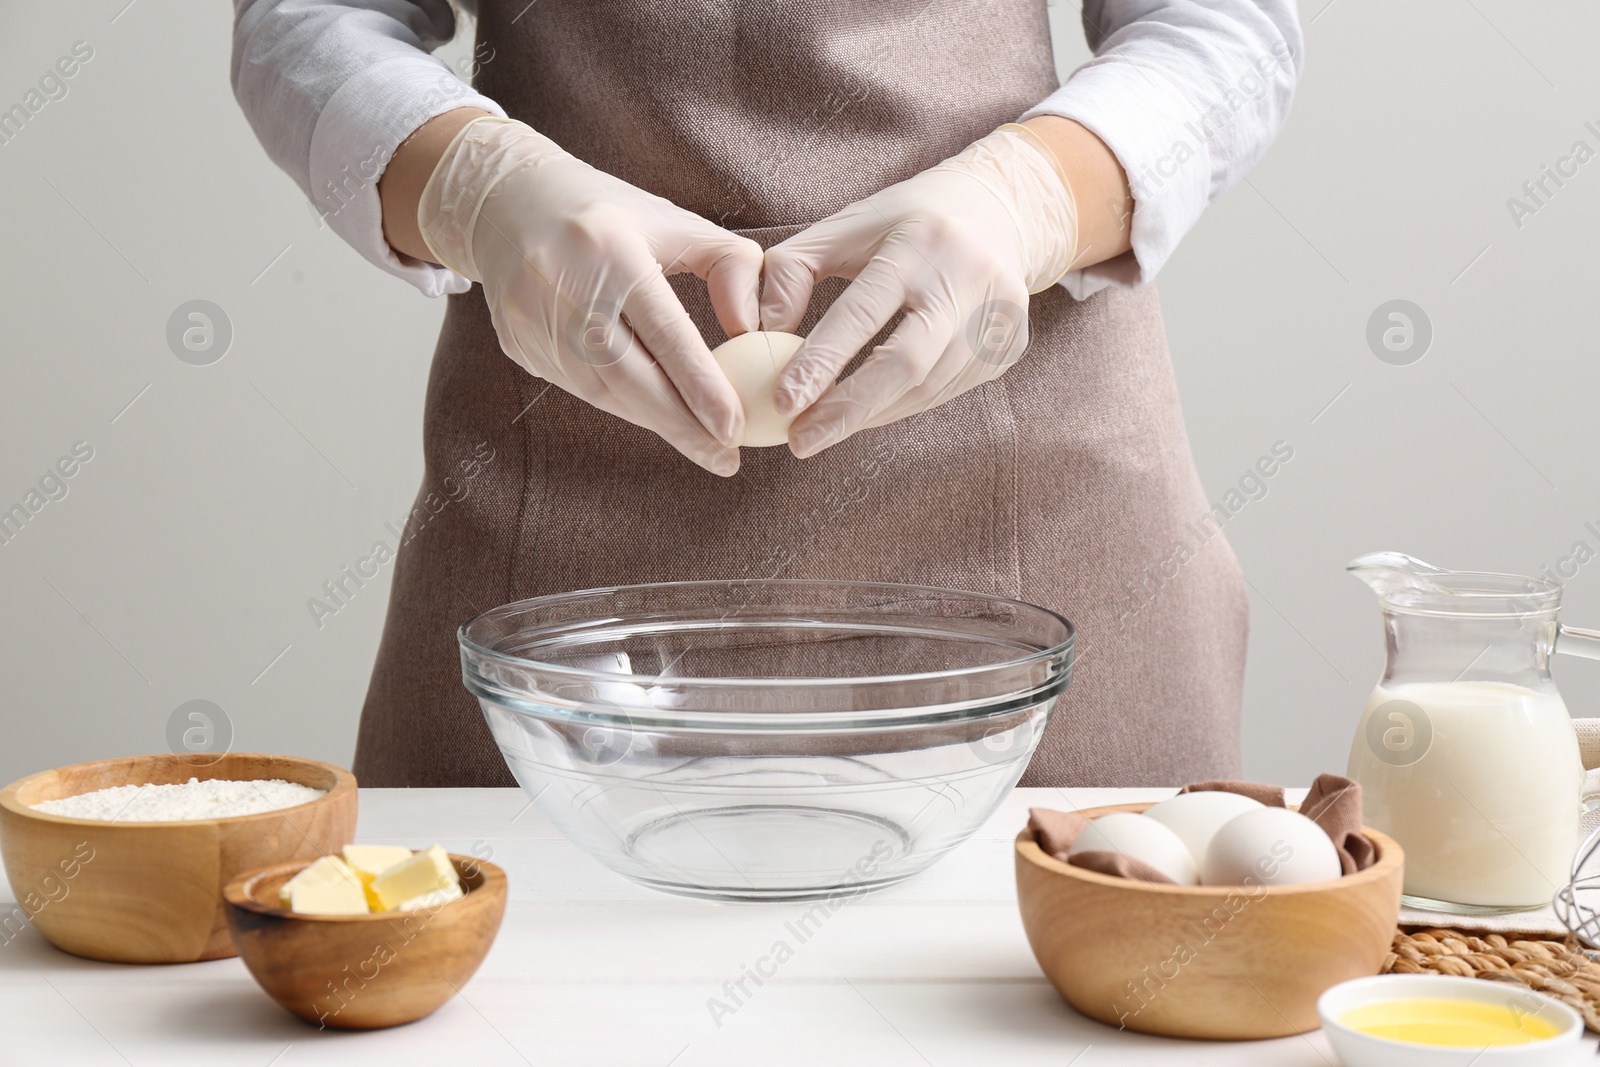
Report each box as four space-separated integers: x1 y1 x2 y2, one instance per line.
0 753 356 963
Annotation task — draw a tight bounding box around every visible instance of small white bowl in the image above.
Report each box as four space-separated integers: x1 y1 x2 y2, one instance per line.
1318 974 1583 1066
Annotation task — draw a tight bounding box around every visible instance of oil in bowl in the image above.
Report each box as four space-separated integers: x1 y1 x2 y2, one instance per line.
1339 997 1564 1047
1319 974 1583 1066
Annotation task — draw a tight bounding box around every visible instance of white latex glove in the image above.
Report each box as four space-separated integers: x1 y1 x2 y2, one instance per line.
419 117 762 476
760 124 1079 458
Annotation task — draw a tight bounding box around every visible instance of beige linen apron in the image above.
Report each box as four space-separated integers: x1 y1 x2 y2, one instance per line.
353 0 1249 787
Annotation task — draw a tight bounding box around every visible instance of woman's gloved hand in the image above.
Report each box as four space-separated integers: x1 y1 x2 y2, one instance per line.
760 124 1080 458
418 117 761 476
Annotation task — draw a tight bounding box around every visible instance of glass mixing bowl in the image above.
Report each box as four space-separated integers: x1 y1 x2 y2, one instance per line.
459 580 1074 901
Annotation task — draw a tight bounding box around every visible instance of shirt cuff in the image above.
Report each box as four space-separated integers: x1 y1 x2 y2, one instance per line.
308 54 504 297
1022 58 1212 300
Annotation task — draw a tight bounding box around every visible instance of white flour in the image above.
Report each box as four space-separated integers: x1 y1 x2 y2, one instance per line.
32 777 325 822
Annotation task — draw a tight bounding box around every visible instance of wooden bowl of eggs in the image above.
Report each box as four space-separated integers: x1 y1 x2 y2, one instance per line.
1015 795 1404 1040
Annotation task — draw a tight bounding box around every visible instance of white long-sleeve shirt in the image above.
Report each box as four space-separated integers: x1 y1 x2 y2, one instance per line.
231 0 1302 300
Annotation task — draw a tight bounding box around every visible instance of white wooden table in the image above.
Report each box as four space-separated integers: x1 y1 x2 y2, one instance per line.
4 787 1591 1064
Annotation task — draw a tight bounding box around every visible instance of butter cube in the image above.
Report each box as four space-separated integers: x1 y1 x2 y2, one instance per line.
368 844 460 912
278 854 356 906
341 844 416 908
394 881 466 911
279 855 368 916
342 844 414 879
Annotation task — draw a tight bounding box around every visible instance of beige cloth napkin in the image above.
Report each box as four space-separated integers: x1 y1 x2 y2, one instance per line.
1300 773 1378 875
1029 774 1378 884
1395 903 1569 937
1179 779 1285 807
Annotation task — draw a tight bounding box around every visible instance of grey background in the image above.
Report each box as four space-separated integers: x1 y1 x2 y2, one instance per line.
2 1 1595 788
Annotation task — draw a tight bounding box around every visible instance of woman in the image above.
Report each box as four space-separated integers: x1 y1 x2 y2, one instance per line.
232 0 1301 787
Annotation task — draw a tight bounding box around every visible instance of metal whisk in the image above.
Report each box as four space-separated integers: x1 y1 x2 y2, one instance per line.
1554 815 1600 954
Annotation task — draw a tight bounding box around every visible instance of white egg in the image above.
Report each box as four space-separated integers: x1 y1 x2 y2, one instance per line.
1201 807 1341 887
1068 812 1199 886
1143 791 1264 867
710 331 805 447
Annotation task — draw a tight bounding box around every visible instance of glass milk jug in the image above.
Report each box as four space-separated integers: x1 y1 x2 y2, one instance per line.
1346 551 1599 912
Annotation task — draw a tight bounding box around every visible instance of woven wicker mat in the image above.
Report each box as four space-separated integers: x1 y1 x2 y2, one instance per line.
1385 927 1600 1032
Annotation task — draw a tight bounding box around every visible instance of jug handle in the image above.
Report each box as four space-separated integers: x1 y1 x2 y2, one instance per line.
1557 625 1600 662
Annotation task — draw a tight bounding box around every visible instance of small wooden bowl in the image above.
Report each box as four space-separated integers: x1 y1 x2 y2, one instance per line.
0 753 356 963
1016 802 1404 1040
224 854 506 1030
